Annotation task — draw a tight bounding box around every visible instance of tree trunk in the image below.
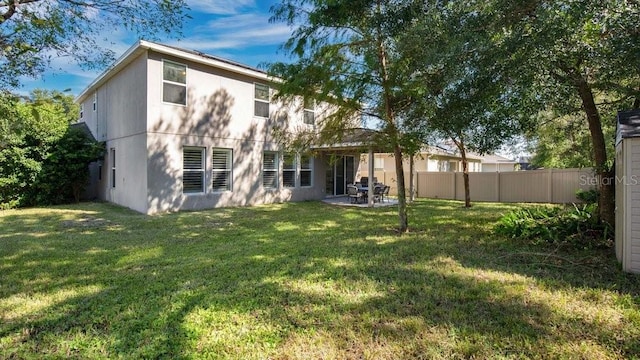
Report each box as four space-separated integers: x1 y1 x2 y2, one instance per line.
574 74 615 226
453 138 471 208
394 143 408 231
409 155 415 202
376 24 408 233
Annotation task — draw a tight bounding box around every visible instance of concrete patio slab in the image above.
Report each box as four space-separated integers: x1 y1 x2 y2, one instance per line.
321 196 398 208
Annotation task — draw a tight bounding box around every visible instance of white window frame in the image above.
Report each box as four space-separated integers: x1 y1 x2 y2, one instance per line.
183 147 205 194
374 156 384 170
300 154 313 187
212 148 233 192
262 151 279 189
110 148 116 188
80 103 84 119
283 153 296 188
303 98 315 125
254 83 270 118
163 60 187 106
93 93 97 112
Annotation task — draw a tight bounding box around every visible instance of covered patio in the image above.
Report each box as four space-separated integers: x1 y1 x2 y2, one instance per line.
322 196 398 208
313 128 394 208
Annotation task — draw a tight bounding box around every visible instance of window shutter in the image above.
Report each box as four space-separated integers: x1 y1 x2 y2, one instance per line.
183 148 204 193
212 149 232 191
263 152 278 188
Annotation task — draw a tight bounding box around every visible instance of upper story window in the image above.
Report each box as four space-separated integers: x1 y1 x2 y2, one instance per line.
303 98 315 125
93 93 97 111
300 154 312 187
80 103 84 119
163 61 187 105
254 83 270 118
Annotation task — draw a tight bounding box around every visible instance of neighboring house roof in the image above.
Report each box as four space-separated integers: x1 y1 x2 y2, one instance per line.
76 40 270 104
477 153 517 165
419 145 482 161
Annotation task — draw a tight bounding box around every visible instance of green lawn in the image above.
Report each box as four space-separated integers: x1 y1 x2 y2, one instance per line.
1 199 638 359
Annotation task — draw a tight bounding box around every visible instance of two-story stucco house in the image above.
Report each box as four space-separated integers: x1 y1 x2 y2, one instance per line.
76 40 365 214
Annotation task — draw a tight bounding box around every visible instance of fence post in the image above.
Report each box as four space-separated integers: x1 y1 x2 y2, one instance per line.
548 168 553 203
496 172 500 202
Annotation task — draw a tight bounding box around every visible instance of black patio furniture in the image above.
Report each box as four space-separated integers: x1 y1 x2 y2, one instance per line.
381 185 390 202
347 184 364 204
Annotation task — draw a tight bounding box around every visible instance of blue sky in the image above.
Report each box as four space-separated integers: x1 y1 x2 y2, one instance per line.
19 0 291 96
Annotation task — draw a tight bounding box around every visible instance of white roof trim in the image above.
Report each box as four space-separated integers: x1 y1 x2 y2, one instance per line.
76 40 272 103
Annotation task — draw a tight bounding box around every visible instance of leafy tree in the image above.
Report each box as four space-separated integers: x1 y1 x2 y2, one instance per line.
0 91 31 207
269 0 422 232
528 108 617 169
0 0 189 88
31 126 104 204
485 0 640 225
0 90 102 207
400 1 535 207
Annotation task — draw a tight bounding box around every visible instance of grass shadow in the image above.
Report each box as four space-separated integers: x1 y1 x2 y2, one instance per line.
0 199 638 358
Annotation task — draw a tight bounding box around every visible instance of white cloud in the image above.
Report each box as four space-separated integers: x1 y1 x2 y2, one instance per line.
186 0 256 15
174 13 291 53
19 1 291 94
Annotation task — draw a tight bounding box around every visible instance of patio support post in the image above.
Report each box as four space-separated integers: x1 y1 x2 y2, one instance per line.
368 147 374 207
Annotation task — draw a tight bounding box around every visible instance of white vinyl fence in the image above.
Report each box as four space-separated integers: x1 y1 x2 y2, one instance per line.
363 168 596 204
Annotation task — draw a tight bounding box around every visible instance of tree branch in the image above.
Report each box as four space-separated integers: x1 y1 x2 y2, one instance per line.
1 0 40 22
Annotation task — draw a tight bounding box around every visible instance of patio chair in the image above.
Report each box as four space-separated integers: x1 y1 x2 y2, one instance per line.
373 185 384 203
347 184 363 204
382 185 390 202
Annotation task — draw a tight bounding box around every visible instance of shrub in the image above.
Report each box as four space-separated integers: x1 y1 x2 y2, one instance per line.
576 189 599 204
27 127 104 205
495 204 613 249
1 90 104 208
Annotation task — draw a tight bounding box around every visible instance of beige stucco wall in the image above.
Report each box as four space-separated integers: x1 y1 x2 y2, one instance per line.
361 152 481 175
146 132 326 214
81 46 353 214
143 50 326 213
482 163 516 172
107 134 148 213
82 53 149 213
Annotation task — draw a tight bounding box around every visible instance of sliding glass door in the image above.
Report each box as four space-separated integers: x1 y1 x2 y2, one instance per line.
325 155 355 196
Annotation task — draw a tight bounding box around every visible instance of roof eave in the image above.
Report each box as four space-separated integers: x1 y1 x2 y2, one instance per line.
75 40 273 104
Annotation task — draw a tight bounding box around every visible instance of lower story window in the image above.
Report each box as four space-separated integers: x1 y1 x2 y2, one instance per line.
283 153 296 187
212 148 232 192
110 148 116 188
300 154 312 187
263 152 278 188
183 147 205 193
